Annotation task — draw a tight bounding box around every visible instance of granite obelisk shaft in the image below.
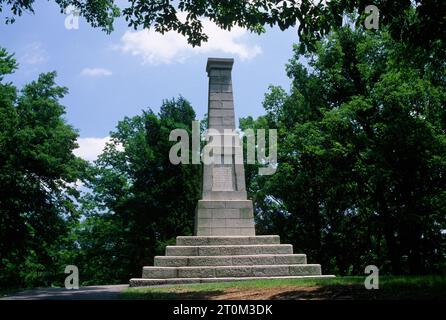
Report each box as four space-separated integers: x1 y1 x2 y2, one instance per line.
194 58 255 236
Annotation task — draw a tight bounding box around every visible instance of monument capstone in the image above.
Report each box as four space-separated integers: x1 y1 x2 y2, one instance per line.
129 58 334 286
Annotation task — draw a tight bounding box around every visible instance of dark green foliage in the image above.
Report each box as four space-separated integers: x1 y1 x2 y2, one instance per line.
241 27 446 275
0 48 86 289
72 97 201 284
0 48 201 287
1 1 445 52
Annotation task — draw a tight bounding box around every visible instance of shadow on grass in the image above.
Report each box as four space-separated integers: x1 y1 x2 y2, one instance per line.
270 284 446 300
121 276 446 300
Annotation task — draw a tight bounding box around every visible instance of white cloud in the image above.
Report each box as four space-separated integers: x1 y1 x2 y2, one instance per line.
80 68 113 77
118 14 262 65
21 42 47 65
74 137 112 162
66 179 85 190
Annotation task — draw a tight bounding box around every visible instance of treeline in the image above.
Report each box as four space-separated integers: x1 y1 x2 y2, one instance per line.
242 26 446 275
1 25 445 289
0 47 201 287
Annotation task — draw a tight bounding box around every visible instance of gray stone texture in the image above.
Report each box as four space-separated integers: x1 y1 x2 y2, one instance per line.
176 235 280 246
165 244 293 256
131 235 332 286
195 200 254 236
141 264 323 279
197 58 255 236
129 275 336 287
155 254 307 267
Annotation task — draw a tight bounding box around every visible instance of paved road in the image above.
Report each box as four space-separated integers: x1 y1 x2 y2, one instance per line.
0 285 129 300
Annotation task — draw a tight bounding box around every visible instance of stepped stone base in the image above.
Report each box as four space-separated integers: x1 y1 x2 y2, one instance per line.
155 254 307 267
129 236 334 287
130 275 335 287
176 235 279 245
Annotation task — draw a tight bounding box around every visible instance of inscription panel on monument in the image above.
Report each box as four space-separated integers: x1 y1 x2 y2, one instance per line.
212 166 233 191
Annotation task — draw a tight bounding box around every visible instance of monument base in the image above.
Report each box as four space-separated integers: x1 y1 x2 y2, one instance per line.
129 235 334 287
194 200 255 236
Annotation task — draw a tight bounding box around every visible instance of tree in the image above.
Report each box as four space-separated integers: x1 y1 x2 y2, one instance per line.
1 1 445 51
241 26 446 275
74 97 201 284
0 47 86 288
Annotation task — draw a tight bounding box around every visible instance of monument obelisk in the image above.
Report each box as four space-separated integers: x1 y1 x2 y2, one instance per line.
194 58 255 236
129 58 333 287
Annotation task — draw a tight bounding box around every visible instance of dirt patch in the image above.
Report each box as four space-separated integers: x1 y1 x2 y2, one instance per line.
207 285 372 300
123 277 446 300
203 284 446 300
209 286 321 300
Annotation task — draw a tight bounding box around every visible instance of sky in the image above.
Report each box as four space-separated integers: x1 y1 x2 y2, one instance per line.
1 1 300 161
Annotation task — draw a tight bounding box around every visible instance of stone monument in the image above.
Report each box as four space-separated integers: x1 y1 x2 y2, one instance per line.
129 58 333 286
195 58 255 237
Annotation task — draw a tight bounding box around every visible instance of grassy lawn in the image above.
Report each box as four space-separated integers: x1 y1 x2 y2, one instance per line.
121 276 446 300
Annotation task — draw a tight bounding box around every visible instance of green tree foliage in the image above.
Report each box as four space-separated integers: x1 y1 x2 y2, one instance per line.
241 27 446 275
72 97 201 284
0 48 86 288
0 0 120 32
1 1 444 51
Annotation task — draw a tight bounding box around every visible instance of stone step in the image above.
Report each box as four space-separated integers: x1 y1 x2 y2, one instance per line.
176 235 280 246
142 264 321 279
165 244 293 256
130 275 336 287
154 254 306 267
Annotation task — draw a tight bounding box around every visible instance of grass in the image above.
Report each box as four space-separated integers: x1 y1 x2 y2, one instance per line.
121 275 446 300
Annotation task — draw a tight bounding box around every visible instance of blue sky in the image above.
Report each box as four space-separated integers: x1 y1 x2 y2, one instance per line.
1 1 299 161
